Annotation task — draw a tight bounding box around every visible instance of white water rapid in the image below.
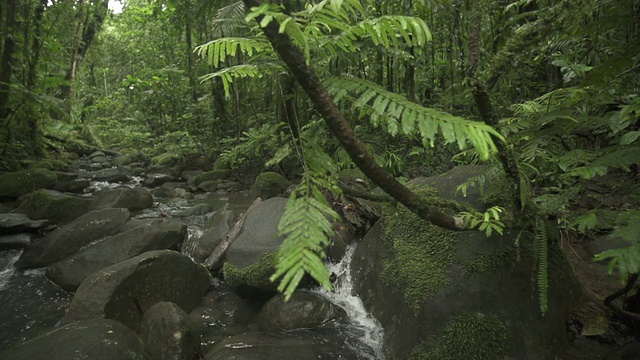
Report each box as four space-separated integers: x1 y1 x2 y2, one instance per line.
316 245 386 359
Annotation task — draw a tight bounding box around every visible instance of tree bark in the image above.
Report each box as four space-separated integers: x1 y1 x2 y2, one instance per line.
241 0 465 231
0 0 17 119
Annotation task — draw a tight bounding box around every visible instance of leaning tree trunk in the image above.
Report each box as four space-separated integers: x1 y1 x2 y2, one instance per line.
0 0 17 119
241 0 465 231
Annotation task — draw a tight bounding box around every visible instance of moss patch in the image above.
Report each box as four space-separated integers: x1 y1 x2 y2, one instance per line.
250 172 287 199
0 168 57 199
380 186 457 311
410 312 509 360
223 252 276 290
462 248 516 275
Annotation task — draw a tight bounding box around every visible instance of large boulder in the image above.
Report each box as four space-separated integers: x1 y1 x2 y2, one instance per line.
188 203 235 263
0 319 151 360
0 168 57 200
257 292 346 332
88 168 129 183
12 189 93 223
249 172 287 200
0 233 35 250
91 186 153 211
15 208 130 269
144 174 177 188
223 197 287 295
46 219 187 291
350 165 583 359
192 170 231 187
140 302 200 360
63 250 212 330
0 213 49 235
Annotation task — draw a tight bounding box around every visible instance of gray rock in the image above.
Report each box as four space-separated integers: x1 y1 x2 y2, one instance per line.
173 203 215 218
89 151 106 158
91 186 153 211
63 250 212 330
350 165 583 359
189 204 235 263
181 170 204 183
192 170 231 187
226 197 287 269
0 233 35 250
257 292 346 332
90 168 129 183
0 319 151 360
0 213 49 234
154 182 192 199
46 219 187 291
0 202 10 213
140 302 200 360
197 180 219 192
12 189 93 224
113 152 143 167
54 178 90 193
144 174 177 188
0 168 58 200
15 208 130 269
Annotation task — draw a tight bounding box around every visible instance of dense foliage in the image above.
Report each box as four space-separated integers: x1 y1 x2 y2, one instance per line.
1 0 639 307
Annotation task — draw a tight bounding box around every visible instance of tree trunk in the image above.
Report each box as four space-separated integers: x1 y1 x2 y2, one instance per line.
242 0 465 231
0 0 17 119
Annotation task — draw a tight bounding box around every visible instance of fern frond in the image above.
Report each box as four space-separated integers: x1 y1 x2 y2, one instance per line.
593 210 640 280
536 217 549 315
326 76 502 159
271 141 341 300
455 165 503 197
198 63 284 98
332 15 431 52
195 37 272 68
209 1 247 38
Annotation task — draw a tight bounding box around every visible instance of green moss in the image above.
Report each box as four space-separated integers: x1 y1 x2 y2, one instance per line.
410 312 509 360
31 159 69 171
0 168 57 199
479 175 514 209
250 172 287 199
462 249 515 274
213 158 230 171
151 152 178 166
223 253 276 290
380 186 457 311
338 168 371 188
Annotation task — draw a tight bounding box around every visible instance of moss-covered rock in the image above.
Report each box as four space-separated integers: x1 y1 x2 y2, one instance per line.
0 169 58 200
213 158 230 171
192 170 231 186
410 312 509 360
13 189 93 224
223 253 277 295
250 172 287 200
31 159 69 172
339 168 372 188
351 165 584 360
151 152 178 166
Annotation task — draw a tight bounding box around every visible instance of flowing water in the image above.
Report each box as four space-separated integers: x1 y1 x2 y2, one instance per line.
0 179 385 358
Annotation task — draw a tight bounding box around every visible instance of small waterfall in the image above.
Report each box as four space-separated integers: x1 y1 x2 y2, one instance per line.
316 245 386 359
181 227 205 260
0 250 22 292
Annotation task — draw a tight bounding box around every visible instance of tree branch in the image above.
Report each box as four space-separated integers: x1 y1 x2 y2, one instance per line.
242 0 464 230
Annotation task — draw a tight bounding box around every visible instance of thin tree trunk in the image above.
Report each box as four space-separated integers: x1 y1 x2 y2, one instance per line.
0 0 17 119
242 0 465 231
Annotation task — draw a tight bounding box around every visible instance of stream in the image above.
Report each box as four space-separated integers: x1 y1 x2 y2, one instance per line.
0 178 385 358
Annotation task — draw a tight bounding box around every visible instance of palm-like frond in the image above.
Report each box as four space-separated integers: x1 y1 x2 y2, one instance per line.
327 76 502 160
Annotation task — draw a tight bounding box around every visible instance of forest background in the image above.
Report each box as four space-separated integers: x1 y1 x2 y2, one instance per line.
1 0 640 316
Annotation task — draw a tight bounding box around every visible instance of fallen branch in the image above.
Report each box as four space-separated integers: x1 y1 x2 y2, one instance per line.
203 197 263 270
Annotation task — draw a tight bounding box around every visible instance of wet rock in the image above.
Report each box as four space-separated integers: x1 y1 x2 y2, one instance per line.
0 318 151 360
0 168 58 200
204 332 344 360
140 302 200 360
0 213 49 234
113 151 143 167
174 203 215 218
63 250 212 330
15 208 130 269
46 219 187 291
257 292 346 332
197 180 219 192
250 172 287 200
223 197 287 295
217 181 241 192
351 165 583 359
144 174 177 188
189 204 235 263
154 182 192 199
54 178 91 193
0 233 35 250
91 186 153 211
89 168 129 183
181 170 204 184
192 170 231 187
12 189 93 224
